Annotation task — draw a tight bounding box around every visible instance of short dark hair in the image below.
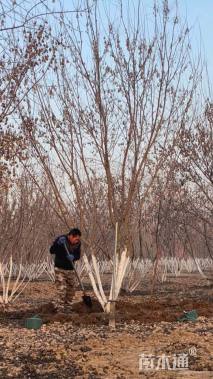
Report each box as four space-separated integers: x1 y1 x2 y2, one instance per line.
68 228 81 237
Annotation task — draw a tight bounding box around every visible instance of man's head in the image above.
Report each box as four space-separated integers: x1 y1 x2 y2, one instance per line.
67 228 81 245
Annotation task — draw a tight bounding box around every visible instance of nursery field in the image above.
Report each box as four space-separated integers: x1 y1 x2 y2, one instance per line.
1 0 213 377
0 272 212 379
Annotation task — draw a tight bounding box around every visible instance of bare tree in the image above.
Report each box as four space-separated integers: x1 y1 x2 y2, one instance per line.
178 100 213 207
19 0 202 258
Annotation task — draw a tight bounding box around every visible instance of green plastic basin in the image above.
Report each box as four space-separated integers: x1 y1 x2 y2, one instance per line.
25 315 43 330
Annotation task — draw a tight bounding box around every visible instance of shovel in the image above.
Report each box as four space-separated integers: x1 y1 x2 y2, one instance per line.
71 261 93 308
63 242 92 308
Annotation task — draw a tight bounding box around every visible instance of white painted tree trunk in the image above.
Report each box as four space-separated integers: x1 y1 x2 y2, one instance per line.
0 256 30 304
83 243 129 315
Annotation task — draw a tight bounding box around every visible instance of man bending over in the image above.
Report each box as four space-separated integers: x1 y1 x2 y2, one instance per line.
49 228 81 312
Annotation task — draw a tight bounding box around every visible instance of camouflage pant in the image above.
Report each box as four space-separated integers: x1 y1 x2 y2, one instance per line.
53 268 77 311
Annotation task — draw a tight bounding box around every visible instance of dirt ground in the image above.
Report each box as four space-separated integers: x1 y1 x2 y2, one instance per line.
0 273 212 378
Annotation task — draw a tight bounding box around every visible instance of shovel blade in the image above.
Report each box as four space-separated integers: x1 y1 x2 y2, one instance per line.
82 295 92 308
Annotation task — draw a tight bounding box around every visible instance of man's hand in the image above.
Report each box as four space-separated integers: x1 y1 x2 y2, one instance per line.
58 236 67 245
67 253 75 263
57 236 75 264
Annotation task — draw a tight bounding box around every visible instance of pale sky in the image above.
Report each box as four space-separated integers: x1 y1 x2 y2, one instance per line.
63 0 213 89
5 0 212 85
178 0 213 87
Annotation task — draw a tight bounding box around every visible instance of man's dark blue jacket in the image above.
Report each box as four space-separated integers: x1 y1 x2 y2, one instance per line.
49 235 81 270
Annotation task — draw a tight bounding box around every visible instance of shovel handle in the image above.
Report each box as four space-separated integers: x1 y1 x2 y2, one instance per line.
63 242 85 293
71 261 85 292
